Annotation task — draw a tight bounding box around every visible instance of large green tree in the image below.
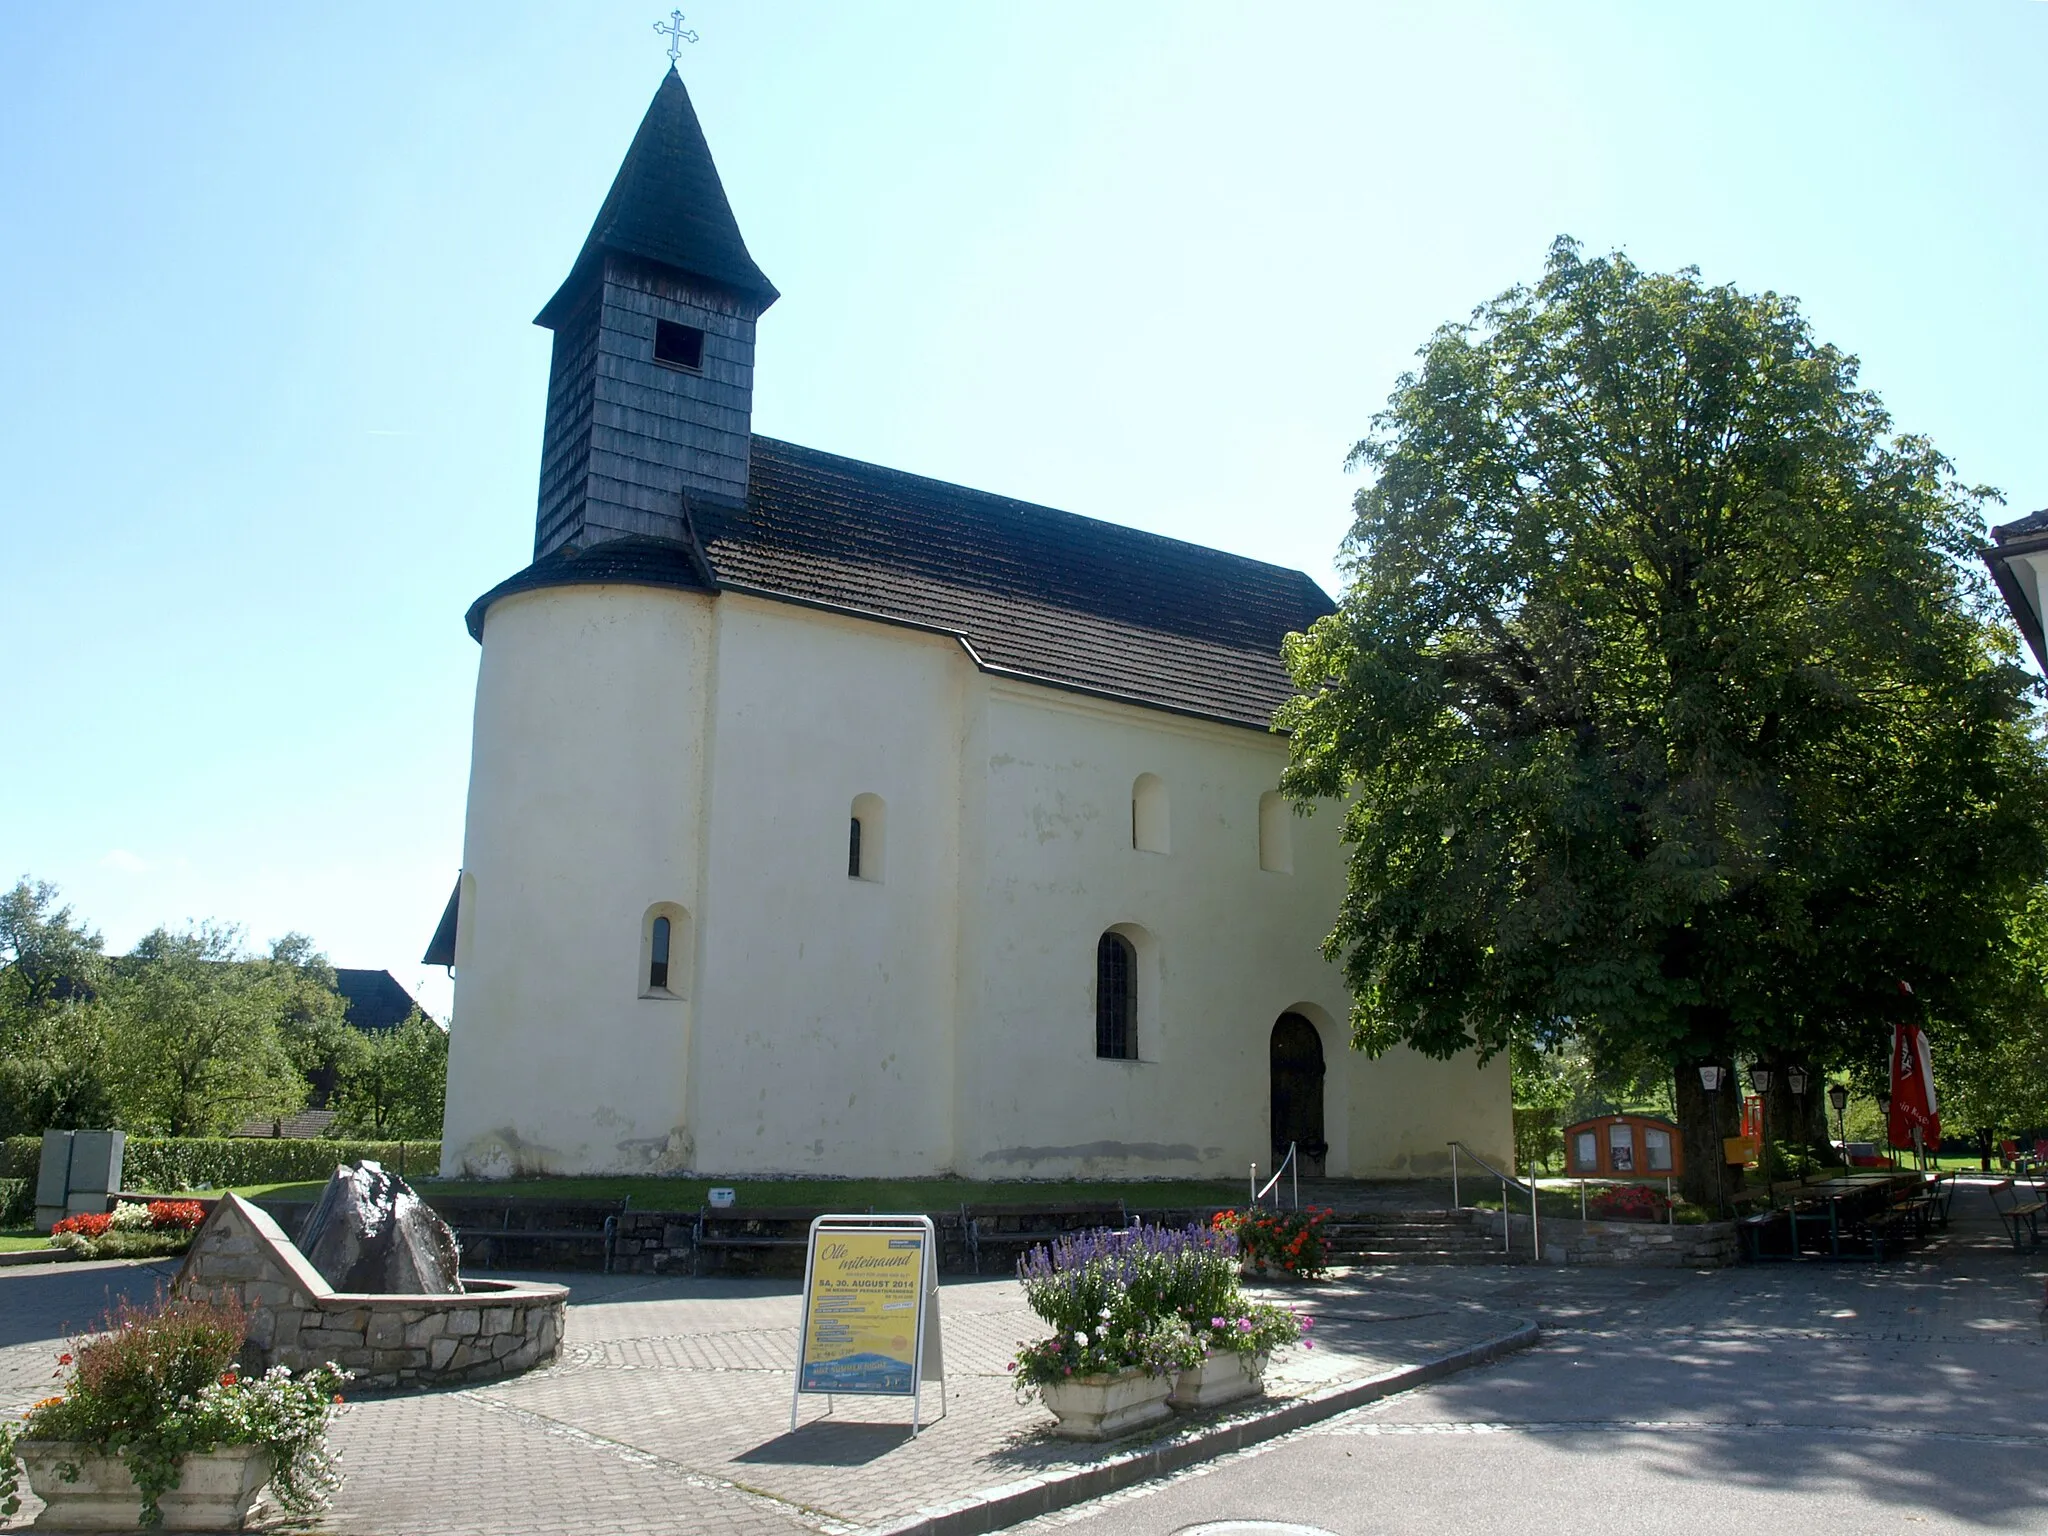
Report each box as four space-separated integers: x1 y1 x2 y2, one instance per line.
104 924 308 1136
1280 240 2048 1202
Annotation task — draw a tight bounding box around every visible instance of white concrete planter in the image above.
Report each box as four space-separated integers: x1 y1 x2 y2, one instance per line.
17 1440 274 1530
1038 1369 1173 1440
1169 1348 1268 1410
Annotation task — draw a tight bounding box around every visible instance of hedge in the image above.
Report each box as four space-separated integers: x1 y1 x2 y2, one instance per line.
0 1136 441 1192
0 1177 29 1227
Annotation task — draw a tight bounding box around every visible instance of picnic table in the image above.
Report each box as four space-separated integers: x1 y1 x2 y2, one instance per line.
1739 1172 1934 1262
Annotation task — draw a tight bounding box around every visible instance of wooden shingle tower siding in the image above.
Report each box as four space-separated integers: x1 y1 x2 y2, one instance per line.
531 67 778 560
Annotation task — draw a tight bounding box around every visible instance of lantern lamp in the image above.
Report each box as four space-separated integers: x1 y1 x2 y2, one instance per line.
1698 1065 1725 1092
1748 1063 1774 1095
1785 1065 1810 1097
1827 1083 1848 1115
1876 1091 1891 1118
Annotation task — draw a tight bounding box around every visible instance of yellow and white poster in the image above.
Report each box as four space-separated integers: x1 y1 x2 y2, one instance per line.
795 1219 939 1398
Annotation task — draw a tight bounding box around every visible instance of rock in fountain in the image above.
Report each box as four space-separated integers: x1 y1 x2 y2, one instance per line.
297 1159 463 1295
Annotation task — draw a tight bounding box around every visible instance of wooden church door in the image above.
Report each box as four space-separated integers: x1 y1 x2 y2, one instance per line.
1269 1012 1328 1178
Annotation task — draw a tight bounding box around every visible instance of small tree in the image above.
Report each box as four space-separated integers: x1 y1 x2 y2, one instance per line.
330 1011 448 1138
1280 240 2048 1205
0 878 117 1136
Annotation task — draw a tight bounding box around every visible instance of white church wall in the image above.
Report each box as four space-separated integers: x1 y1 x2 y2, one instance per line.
442 583 714 1177
683 595 963 1176
955 681 1510 1181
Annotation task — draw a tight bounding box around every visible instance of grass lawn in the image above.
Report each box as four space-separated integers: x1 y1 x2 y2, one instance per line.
0 1229 52 1253
174 1176 1248 1214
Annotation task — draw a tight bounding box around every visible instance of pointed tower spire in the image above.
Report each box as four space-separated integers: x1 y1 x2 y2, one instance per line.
531 70 775 559
537 67 776 326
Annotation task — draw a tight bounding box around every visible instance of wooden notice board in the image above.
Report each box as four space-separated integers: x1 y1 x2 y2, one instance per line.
790 1214 945 1434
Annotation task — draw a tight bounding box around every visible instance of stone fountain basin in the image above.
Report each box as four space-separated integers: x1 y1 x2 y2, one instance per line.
175 1194 566 1391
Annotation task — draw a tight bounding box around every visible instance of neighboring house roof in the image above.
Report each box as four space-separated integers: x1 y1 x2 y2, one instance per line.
469 437 1337 732
333 969 420 1032
1984 509 2048 673
232 1108 338 1140
535 65 778 326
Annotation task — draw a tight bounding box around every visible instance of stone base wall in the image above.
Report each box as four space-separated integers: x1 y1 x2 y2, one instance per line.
175 1194 567 1391
1471 1209 1740 1268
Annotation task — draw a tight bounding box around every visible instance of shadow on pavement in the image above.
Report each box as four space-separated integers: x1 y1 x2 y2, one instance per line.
735 1420 915 1465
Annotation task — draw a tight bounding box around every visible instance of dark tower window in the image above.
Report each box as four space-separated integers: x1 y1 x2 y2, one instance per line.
654 320 705 370
649 915 672 992
1096 932 1136 1060
848 816 863 879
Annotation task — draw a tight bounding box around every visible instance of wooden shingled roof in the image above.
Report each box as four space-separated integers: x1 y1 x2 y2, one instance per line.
535 66 777 326
469 436 1334 732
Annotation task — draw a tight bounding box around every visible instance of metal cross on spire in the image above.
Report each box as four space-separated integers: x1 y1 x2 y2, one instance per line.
654 10 698 64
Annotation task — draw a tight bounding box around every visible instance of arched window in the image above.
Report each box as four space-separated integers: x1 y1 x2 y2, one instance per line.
649 916 672 992
849 794 885 882
1258 791 1293 874
1132 774 1169 854
640 904 690 999
1096 931 1137 1059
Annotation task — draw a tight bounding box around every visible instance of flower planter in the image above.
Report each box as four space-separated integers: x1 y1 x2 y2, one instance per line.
1169 1348 1268 1410
1038 1369 1174 1440
16 1441 274 1531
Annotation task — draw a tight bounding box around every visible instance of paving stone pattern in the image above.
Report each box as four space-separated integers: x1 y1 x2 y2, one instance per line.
1 1260 1526 1536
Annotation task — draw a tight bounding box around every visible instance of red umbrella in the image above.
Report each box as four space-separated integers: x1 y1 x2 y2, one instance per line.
1887 1021 1941 1153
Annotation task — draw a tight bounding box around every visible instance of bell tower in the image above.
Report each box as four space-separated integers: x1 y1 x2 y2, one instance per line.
531 69 778 558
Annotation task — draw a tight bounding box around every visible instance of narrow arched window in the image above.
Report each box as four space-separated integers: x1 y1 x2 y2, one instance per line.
849 794 885 882
649 916 672 992
1258 791 1293 873
1096 932 1136 1059
1132 774 1169 854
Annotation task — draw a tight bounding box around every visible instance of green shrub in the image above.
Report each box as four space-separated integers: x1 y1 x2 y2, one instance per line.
0 1136 440 1192
0 1178 29 1228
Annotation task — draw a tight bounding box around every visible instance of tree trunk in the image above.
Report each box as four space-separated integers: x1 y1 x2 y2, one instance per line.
1675 1061 1743 1212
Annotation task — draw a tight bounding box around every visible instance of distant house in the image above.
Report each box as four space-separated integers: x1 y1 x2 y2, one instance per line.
1985 509 2048 671
333 968 423 1033
234 969 426 1137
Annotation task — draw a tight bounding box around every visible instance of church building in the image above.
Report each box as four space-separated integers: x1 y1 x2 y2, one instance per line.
434 69 1511 1181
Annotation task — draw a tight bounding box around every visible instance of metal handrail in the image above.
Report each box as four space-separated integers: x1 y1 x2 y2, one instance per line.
1249 1142 1300 1210
1448 1141 1542 1261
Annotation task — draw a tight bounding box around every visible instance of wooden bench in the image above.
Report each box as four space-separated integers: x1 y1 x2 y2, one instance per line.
446 1198 628 1272
961 1201 1128 1275
691 1207 832 1277
1988 1179 2045 1252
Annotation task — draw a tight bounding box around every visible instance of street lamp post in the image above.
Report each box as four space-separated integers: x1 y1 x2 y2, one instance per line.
1749 1063 1775 1204
1699 1065 1727 1215
1827 1083 1849 1167
1785 1065 1811 1179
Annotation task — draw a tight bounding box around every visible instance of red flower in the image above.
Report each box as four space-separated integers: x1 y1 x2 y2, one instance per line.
219 1372 237 1387
57 1353 72 1366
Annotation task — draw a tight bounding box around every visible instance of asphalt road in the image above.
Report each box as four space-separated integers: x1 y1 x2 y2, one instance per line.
1016 1198 2048 1536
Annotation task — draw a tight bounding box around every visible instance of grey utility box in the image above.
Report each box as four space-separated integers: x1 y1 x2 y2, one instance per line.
33 1128 126 1231
66 1129 125 1219
34 1129 73 1234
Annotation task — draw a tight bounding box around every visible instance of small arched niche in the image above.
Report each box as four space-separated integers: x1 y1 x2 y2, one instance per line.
1258 791 1293 874
640 903 692 999
849 793 886 882
1132 774 1170 854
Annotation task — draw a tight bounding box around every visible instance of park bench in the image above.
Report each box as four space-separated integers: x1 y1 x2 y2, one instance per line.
691 1206 832 1277
444 1197 628 1273
1987 1178 2045 1252
961 1200 1129 1275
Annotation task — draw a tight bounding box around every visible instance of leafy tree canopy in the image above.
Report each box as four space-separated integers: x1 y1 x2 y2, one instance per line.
1280 239 2048 1089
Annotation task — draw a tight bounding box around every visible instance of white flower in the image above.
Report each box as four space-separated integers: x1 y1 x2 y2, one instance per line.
1074 1331 1090 1347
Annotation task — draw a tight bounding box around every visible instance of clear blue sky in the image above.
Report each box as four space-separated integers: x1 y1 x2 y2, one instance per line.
3 2 2043 1019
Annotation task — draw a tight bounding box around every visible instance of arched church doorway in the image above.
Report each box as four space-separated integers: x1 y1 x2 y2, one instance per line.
1270 1012 1328 1178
